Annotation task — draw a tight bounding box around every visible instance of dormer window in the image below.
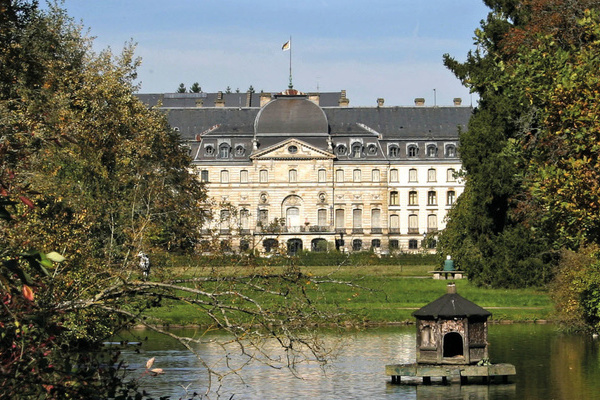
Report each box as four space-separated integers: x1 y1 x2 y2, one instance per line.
367 144 377 155
336 144 347 155
388 145 399 158
205 145 215 156
219 144 230 158
446 145 457 158
352 143 362 158
426 145 437 157
235 145 245 156
408 145 419 157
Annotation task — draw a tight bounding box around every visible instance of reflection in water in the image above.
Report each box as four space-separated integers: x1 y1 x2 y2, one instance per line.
117 324 599 400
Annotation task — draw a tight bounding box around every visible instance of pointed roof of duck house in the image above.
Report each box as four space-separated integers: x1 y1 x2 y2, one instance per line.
412 284 491 319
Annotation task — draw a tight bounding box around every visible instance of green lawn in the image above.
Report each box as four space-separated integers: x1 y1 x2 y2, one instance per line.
146 263 552 326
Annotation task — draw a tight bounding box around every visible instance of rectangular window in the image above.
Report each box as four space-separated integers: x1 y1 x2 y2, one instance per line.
353 169 361 182
201 170 209 182
428 168 436 182
318 169 327 183
428 214 438 231
318 209 327 227
447 168 456 182
240 209 249 230
372 169 380 182
335 209 345 229
220 170 229 183
240 170 248 183
259 169 268 183
390 169 399 183
390 214 400 233
353 209 362 229
409 191 418 206
336 169 344 183
409 168 417 182
390 191 399 206
447 190 456 205
408 214 419 233
371 209 381 228
428 191 437 206
258 209 269 226
289 169 297 183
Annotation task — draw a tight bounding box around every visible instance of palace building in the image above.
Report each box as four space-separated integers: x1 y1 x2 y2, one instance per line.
137 89 471 254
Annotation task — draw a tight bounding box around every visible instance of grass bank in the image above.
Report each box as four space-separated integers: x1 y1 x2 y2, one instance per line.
147 260 552 326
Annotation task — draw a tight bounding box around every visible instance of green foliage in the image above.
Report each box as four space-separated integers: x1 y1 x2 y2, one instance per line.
438 0 600 289
551 246 600 332
176 83 186 93
189 82 201 93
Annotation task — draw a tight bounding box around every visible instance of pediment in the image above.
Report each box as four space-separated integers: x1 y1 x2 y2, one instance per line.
250 138 334 160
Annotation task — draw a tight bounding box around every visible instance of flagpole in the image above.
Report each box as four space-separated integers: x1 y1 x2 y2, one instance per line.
288 36 293 89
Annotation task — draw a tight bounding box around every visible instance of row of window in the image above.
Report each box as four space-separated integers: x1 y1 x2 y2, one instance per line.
219 207 438 231
204 143 458 160
204 168 458 184
390 190 456 206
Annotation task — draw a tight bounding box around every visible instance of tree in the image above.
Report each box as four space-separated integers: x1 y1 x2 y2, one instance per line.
438 0 600 287
189 82 201 93
1 3 345 397
177 82 186 93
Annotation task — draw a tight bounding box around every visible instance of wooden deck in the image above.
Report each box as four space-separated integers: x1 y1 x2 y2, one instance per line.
386 363 516 385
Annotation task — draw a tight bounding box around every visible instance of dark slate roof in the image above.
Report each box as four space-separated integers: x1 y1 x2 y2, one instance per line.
166 108 258 139
255 96 329 136
325 107 472 139
412 293 492 319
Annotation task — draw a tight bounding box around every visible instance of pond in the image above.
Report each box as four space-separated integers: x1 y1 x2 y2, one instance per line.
115 324 600 399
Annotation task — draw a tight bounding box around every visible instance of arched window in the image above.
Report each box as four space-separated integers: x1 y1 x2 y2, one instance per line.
263 238 278 253
335 209 345 230
239 209 249 230
352 239 363 251
390 239 399 249
388 146 399 158
371 209 381 229
353 209 362 232
371 239 381 249
200 170 209 182
443 332 464 358
353 169 362 182
428 214 438 232
311 238 327 252
336 169 344 183
389 169 399 183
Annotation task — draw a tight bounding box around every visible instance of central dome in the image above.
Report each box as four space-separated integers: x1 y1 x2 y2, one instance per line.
254 95 329 136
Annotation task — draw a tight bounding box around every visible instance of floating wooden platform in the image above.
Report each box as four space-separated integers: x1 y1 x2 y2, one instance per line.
386 363 516 385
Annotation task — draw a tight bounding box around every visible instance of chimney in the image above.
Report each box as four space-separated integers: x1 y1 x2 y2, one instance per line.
447 283 457 294
453 97 462 106
414 98 425 106
377 98 385 107
308 92 320 105
245 90 252 107
215 91 225 107
260 92 272 107
338 90 350 107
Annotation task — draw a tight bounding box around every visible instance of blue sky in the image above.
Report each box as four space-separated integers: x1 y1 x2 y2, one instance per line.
54 1 490 106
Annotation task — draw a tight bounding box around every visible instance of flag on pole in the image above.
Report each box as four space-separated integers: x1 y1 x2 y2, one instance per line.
282 40 291 51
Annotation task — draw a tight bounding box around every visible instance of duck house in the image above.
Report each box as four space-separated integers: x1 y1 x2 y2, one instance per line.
386 283 516 384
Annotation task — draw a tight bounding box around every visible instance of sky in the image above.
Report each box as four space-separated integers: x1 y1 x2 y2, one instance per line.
51 1 490 107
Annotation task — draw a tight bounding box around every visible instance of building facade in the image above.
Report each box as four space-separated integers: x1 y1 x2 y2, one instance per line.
138 89 471 254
